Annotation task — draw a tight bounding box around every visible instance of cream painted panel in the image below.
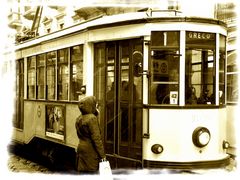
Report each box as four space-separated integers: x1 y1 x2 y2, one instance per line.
23 101 38 143
226 105 237 147
88 24 148 42
65 104 79 149
21 45 42 57
41 33 86 53
34 103 47 137
143 108 228 162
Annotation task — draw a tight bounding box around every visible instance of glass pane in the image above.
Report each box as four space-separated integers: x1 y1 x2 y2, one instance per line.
106 45 115 142
133 47 143 102
219 35 226 104
151 31 179 47
150 50 179 104
37 54 45 99
227 72 238 102
185 49 215 105
27 56 36 99
46 51 56 100
94 44 106 146
58 49 69 100
120 43 129 142
132 41 143 144
70 45 83 101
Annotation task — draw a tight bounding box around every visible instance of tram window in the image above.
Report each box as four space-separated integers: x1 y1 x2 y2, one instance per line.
219 35 226 104
57 49 69 100
36 54 45 99
185 49 215 105
150 50 179 104
227 65 239 103
46 51 56 100
27 56 36 99
185 31 216 105
70 45 83 101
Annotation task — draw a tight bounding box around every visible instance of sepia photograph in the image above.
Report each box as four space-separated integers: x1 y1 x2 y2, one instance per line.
0 0 239 179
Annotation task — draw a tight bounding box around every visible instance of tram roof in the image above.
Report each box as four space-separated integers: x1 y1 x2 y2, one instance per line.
14 12 227 50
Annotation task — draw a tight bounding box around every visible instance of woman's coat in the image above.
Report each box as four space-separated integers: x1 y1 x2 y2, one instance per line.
75 96 105 172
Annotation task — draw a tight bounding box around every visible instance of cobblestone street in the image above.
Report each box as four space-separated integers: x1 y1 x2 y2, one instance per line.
6 152 237 176
7 154 51 173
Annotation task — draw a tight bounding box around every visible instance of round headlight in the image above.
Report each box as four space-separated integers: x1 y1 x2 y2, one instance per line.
192 127 211 147
151 144 164 154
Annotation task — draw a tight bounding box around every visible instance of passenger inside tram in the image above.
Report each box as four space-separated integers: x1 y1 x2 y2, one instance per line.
185 48 215 105
185 86 198 104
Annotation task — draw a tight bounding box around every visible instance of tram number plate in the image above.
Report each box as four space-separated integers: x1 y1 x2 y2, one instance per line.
170 91 178 105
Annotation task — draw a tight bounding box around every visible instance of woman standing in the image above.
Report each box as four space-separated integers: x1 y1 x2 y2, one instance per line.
75 96 106 174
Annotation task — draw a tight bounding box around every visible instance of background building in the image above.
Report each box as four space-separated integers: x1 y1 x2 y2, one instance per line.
6 0 221 42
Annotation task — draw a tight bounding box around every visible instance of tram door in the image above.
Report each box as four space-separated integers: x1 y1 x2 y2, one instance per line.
94 39 143 168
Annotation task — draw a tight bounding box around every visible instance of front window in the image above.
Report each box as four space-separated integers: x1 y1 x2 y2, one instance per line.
185 49 215 104
185 31 216 105
150 31 180 105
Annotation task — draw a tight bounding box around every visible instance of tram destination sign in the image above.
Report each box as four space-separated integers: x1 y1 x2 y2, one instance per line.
186 31 215 46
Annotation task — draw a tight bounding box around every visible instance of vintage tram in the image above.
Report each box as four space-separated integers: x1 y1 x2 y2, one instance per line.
11 9 231 170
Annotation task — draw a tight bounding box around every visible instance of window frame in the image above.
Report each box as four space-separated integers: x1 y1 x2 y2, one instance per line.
149 31 180 105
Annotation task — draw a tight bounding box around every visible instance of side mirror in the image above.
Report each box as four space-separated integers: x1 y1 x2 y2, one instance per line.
80 85 86 95
134 62 143 77
133 51 143 77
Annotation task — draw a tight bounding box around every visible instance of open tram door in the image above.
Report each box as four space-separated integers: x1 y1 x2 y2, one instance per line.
94 39 143 169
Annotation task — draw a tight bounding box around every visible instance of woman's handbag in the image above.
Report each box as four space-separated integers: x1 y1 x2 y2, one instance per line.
99 159 112 178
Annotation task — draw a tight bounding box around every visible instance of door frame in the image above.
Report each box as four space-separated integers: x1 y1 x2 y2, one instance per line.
94 38 144 168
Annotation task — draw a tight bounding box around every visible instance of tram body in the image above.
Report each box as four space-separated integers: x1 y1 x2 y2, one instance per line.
10 11 230 170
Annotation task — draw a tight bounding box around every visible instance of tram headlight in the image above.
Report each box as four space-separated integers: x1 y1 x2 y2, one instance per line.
151 144 164 154
222 140 230 149
192 127 211 148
